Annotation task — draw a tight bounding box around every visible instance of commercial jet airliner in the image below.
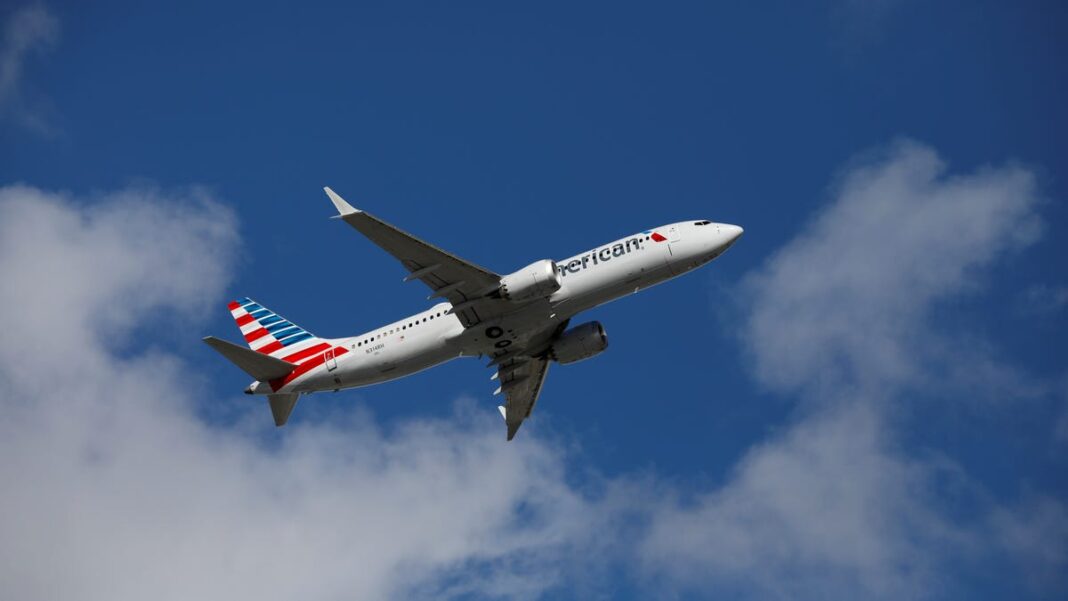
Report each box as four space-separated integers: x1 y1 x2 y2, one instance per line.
204 188 743 439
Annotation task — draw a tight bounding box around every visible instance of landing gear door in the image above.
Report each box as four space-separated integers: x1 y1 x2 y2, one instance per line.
325 348 337 371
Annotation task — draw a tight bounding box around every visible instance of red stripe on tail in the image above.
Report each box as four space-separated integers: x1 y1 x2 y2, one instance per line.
270 347 349 391
257 340 284 355
281 342 331 364
244 328 269 343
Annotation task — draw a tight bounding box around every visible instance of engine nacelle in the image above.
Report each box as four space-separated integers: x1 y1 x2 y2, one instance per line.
499 259 562 302
549 321 608 365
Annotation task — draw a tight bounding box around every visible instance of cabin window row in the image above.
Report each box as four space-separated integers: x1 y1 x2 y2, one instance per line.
355 312 445 347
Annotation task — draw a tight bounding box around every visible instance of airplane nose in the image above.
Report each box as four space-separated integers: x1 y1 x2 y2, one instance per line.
725 224 744 241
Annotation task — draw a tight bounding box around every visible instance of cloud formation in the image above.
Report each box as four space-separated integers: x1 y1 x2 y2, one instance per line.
1 140 1063 601
636 140 1065 599
0 185 596 600
0 3 59 133
641 404 957 599
740 140 1041 399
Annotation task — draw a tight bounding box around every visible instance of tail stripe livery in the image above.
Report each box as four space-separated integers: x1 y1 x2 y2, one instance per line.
227 298 324 360
245 328 269 343
212 297 354 394
280 342 332 364
269 345 350 390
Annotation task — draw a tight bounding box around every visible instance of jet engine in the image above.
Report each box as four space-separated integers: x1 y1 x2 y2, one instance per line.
549 321 608 365
499 259 562 302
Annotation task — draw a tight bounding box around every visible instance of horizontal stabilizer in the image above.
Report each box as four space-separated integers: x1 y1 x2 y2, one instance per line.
203 336 296 382
268 393 300 426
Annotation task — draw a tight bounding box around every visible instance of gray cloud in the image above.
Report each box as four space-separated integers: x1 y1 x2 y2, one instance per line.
0 3 59 133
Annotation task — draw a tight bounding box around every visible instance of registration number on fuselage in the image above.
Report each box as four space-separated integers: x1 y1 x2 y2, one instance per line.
364 344 385 354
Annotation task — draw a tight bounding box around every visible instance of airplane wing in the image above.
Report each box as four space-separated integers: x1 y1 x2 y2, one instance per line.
496 354 551 441
325 187 509 327
491 320 565 440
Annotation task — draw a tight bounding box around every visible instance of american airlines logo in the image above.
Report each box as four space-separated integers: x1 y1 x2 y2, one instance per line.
558 233 658 277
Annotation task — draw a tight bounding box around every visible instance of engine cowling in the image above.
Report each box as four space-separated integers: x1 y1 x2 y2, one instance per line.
549 321 608 365
499 259 562 302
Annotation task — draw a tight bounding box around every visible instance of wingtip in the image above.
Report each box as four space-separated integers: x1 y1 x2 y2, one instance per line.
324 186 360 216
506 421 521 441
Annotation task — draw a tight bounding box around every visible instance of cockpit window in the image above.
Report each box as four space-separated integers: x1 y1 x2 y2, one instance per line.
694 220 712 226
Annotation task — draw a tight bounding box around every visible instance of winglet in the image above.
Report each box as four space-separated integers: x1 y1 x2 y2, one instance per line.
324 186 360 216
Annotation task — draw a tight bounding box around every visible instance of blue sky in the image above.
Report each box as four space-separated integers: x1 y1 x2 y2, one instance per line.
1 2 1065 600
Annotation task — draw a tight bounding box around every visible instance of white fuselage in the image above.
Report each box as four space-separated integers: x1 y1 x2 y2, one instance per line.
257 221 742 394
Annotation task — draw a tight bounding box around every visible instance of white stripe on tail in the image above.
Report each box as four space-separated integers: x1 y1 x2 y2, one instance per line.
227 297 330 362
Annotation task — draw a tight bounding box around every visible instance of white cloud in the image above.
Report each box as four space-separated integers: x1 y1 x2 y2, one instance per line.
0 185 599 601
739 140 1042 400
641 404 958 600
2 140 1063 601
635 140 1065 599
0 3 59 133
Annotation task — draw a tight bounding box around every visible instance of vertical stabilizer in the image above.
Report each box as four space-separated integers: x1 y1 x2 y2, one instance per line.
227 297 329 361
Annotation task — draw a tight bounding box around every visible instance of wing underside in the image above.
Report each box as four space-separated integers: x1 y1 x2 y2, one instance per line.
325 187 510 327
496 355 551 441
491 320 565 440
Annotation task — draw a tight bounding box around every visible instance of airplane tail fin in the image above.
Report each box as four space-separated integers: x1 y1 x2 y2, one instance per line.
206 298 338 428
226 297 329 361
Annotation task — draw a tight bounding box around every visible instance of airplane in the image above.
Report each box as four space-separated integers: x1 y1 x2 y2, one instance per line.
204 188 743 440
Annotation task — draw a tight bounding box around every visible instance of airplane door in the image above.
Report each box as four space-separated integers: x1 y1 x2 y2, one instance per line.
324 348 337 371
666 224 681 256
